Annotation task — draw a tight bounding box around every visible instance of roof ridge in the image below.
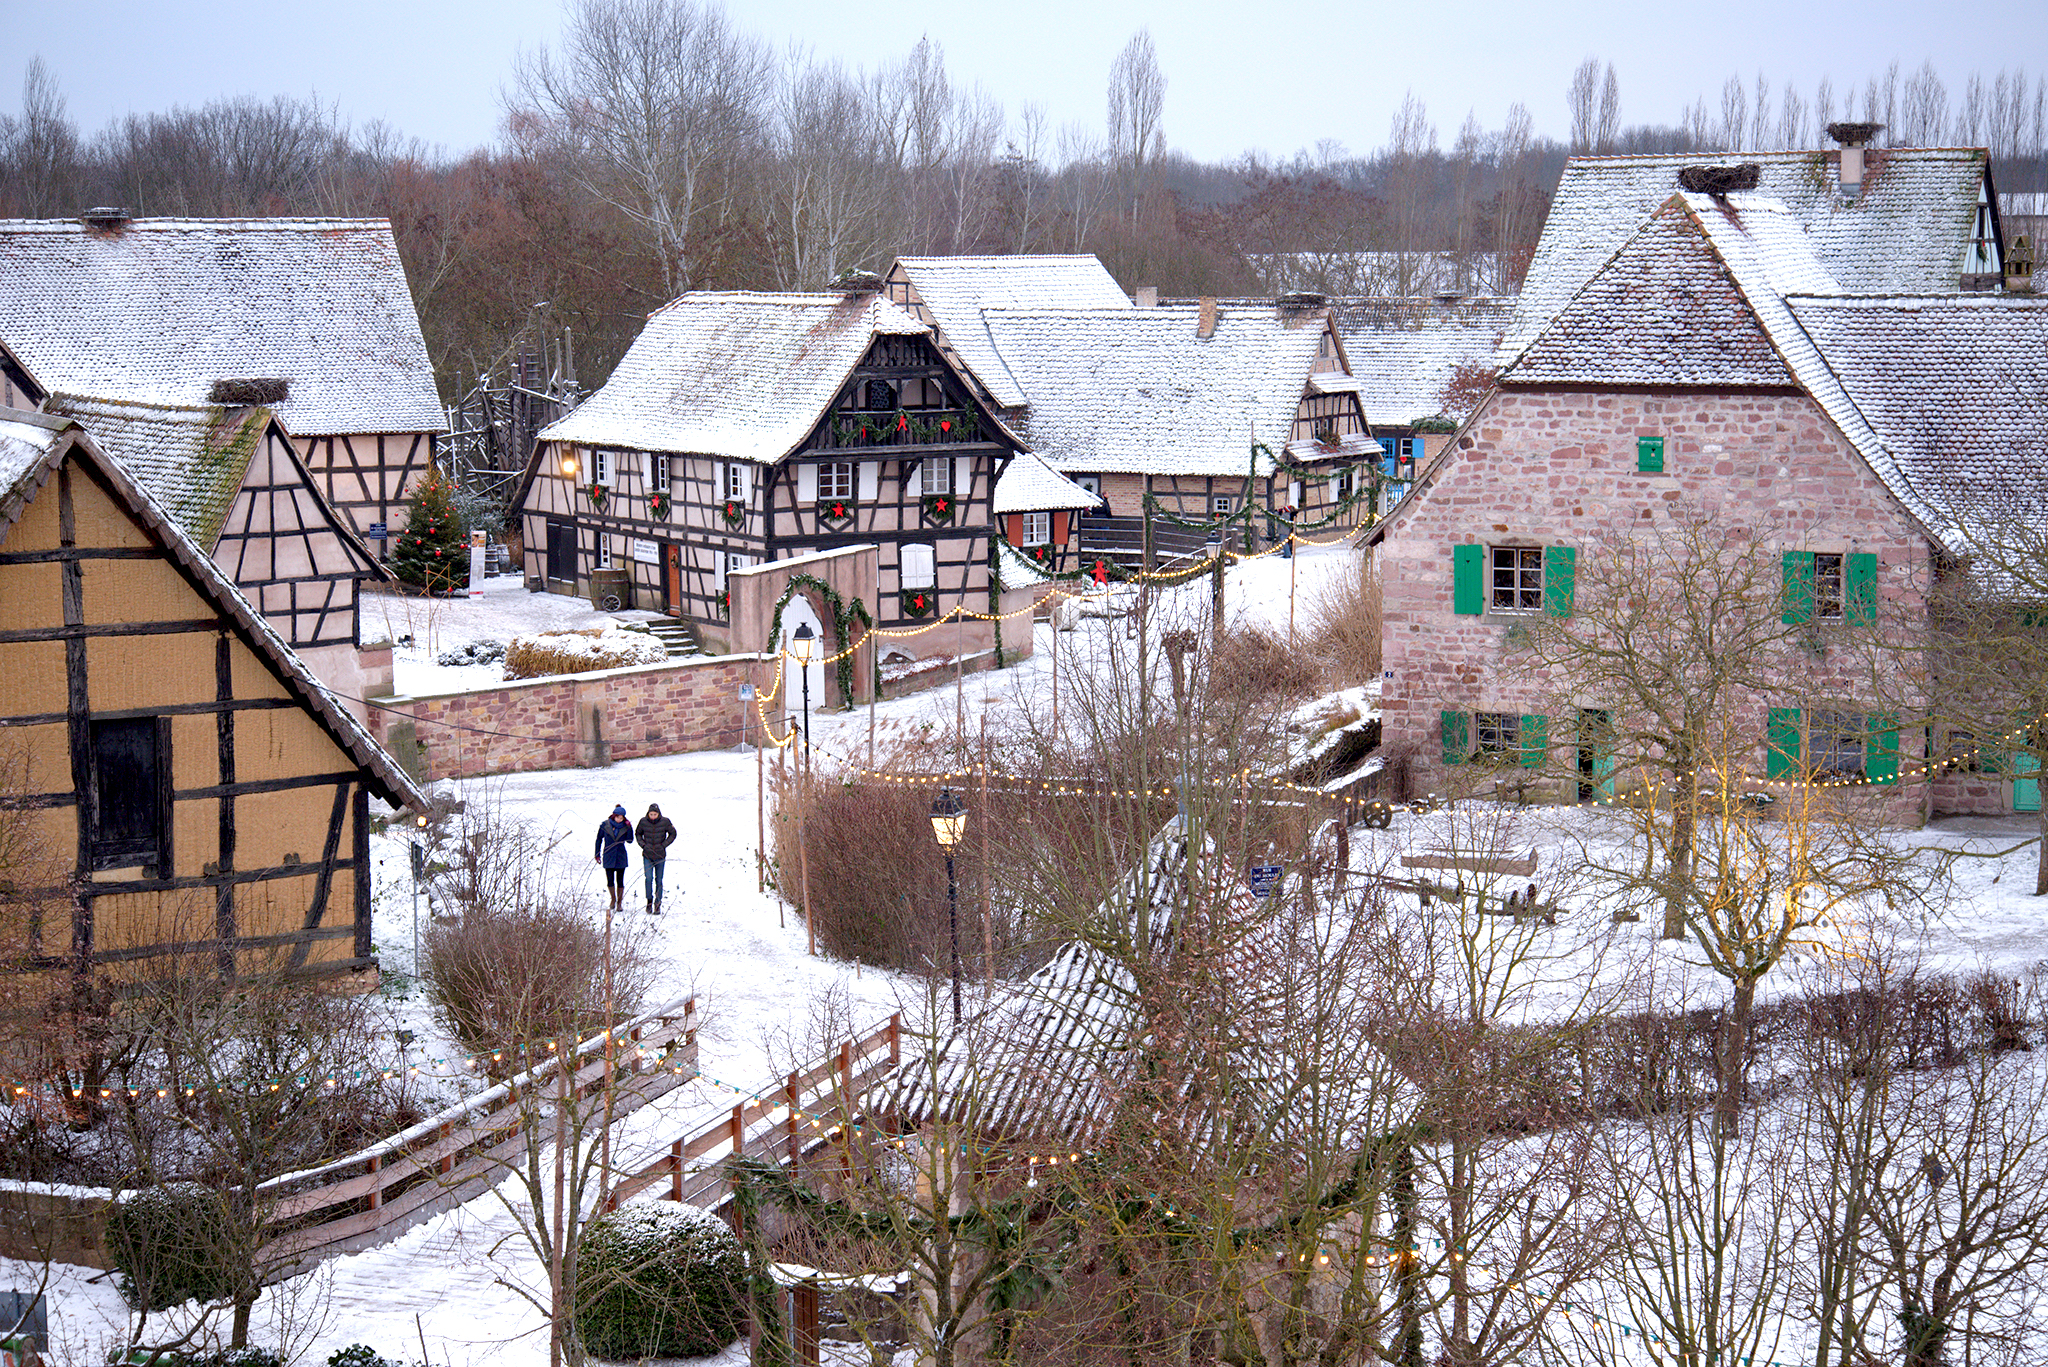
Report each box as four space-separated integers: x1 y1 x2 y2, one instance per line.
0 216 394 230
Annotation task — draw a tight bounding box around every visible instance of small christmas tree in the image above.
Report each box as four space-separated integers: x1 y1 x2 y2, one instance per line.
389 469 467 592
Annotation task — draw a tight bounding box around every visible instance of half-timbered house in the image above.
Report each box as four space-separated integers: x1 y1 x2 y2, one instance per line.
41 394 387 720
513 288 1025 648
977 297 1378 562
0 407 425 991
1333 295 1514 508
0 212 445 556
991 451 1098 577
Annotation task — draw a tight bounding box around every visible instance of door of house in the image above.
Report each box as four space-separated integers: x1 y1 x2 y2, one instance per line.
663 543 683 616
2017 753 2042 813
1577 708 1615 803
778 595 829 727
545 519 577 583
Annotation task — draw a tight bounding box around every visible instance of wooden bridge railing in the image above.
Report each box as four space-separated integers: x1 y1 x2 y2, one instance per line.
607 1012 901 1214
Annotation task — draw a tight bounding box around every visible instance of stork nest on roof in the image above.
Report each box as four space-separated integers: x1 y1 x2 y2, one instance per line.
208 378 291 406
1677 163 1763 195
1825 121 1884 146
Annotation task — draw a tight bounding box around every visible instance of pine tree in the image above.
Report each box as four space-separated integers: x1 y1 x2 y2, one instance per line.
389 469 467 592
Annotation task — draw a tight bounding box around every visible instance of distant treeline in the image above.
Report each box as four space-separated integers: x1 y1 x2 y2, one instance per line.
2 7 2041 398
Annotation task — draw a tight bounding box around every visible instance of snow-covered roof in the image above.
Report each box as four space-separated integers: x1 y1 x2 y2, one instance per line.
992 450 1099 513
44 394 273 550
980 303 1340 477
891 255 1131 409
1786 292 2048 552
0 217 445 437
1332 297 1514 425
538 291 950 461
1506 148 1998 360
0 407 424 809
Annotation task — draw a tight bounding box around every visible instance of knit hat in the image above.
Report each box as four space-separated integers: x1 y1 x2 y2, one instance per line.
613 805 627 816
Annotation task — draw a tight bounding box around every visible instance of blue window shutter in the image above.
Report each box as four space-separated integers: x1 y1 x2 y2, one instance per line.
1453 545 1484 615
1521 714 1548 768
1544 546 1576 618
1767 707 1802 778
1782 552 1814 625
1846 552 1877 624
1442 711 1470 766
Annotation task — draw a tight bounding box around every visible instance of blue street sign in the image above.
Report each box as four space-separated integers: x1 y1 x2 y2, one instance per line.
1248 864 1283 898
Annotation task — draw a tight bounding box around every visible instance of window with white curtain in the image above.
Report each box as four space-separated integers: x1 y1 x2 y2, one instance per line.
919 459 951 497
1023 512 1051 546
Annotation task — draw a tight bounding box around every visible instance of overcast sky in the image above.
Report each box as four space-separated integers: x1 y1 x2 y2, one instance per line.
13 0 2042 164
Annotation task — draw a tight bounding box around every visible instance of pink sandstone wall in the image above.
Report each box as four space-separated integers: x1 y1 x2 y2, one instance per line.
370 653 766 782
1377 387 1938 813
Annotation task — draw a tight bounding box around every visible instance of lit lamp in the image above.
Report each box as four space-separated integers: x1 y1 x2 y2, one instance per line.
560 452 579 478
930 787 968 1024
789 621 816 760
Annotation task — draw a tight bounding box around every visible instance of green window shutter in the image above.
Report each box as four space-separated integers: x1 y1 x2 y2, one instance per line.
1441 710 1470 766
1781 552 1814 625
1637 436 1664 473
1846 552 1877 624
1520 713 1548 768
1767 707 1802 778
1544 545 1576 618
1453 544 1484 615
1866 714 1900 785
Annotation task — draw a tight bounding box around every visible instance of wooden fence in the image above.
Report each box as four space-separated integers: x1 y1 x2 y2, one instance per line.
257 998 698 1266
607 1013 901 1214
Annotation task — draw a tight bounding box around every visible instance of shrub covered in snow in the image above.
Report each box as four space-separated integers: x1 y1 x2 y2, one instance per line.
106 1180 237 1311
504 626 668 680
435 639 506 667
573 1202 747 1359
327 1345 401 1367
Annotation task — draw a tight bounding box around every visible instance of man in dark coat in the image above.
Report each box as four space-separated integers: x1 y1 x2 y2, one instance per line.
595 804 633 913
635 803 678 914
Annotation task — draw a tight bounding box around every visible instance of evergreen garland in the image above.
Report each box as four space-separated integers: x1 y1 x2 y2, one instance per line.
766 573 876 710
388 468 467 593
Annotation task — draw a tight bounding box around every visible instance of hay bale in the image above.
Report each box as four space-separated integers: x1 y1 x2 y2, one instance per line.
503 626 668 679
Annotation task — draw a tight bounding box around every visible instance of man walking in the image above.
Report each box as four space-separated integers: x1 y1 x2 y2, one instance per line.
595 804 633 913
636 803 678 914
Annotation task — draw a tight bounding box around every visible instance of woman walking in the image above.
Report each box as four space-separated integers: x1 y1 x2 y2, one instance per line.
636 803 677 914
594 804 633 913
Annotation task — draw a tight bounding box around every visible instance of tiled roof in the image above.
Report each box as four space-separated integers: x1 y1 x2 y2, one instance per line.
1502 201 1808 388
44 394 271 550
1786 292 2048 549
980 303 1333 477
0 406 424 809
892 255 1130 408
1507 148 1997 360
0 217 445 437
538 291 941 461
992 450 1099 513
1332 297 1515 423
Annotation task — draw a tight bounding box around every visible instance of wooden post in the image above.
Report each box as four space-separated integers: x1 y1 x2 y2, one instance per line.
731 1103 745 1158
366 1154 383 1210
1050 600 1059 740
1211 536 1226 648
979 752 993 995
786 1070 802 1156
1289 533 1298 649
756 661 767 896
888 1013 901 1067
838 1038 853 1109
866 622 877 771
793 1281 821 1367
670 1139 683 1201
439 1122 454 1176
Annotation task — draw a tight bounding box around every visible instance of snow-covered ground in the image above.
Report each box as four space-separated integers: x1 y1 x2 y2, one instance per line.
364 575 670 697
10 543 2046 1365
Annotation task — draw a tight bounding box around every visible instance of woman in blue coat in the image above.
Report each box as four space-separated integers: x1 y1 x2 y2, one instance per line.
594 805 633 912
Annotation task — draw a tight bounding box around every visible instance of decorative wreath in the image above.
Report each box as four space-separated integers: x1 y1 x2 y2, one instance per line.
1024 542 1055 567
923 493 955 525
716 588 730 618
586 482 608 511
900 588 936 619
721 498 745 529
817 497 855 528
649 490 671 520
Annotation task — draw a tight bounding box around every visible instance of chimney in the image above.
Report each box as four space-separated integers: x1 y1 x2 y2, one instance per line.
1826 122 1884 200
1135 285 1159 308
1197 296 1217 339
80 206 133 231
830 268 884 295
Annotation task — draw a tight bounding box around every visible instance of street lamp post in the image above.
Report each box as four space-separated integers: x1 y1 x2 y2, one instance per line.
930 787 968 1025
789 620 817 954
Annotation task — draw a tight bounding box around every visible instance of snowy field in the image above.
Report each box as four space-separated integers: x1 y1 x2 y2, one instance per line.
10 542 2046 1365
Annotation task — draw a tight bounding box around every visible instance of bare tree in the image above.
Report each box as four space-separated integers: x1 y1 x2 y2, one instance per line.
0 57 79 217
765 51 893 288
1567 58 1619 153
1106 30 1165 226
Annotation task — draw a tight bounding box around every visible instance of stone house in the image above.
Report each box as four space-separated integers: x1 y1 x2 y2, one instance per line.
1372 184 2046 817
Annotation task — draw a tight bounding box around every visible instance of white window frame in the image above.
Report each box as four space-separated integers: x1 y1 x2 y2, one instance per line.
726 463 748 502
1489 545 1544 613
819 461 856 501
1022 511 1051 547
593 450 614 487
1212 495 1234 515
595 534 614 570
919 459 952 498
1812 552 1846 623
901 542 937 589
650 454 671 493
